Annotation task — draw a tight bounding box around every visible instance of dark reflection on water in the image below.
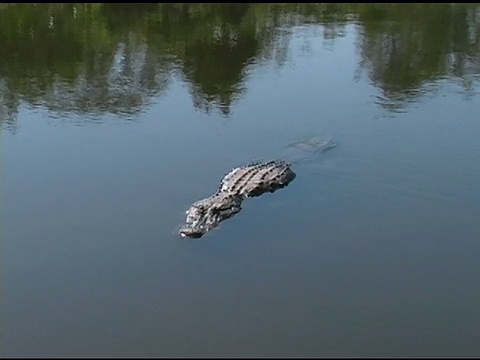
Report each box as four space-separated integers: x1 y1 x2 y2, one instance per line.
1 3 479 130
3 3 480 358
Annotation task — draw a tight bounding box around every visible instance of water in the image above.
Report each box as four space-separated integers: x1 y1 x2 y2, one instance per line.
2 4 480 357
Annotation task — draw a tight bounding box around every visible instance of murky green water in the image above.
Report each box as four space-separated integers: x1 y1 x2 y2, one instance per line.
2 4 480 357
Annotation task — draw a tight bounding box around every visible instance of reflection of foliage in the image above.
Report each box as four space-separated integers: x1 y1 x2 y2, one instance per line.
150 4 258 115
0 3 356 127
355 3 480 110
0 3 479 128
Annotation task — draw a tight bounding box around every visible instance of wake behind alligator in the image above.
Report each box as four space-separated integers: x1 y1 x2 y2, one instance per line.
179 138 335 238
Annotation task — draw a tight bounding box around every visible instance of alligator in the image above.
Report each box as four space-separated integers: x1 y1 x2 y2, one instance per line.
179 160 296 238
179 137 335 239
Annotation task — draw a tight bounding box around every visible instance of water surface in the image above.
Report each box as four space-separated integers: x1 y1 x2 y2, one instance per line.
2 4 480 357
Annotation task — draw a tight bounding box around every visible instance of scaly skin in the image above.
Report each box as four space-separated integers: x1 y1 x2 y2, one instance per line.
219 160 296 197
179 191 243 238
180 160 296 238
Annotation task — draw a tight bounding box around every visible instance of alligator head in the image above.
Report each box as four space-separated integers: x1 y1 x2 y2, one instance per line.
179 191 243 238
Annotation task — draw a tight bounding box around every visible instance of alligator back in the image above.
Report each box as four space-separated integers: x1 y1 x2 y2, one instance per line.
219 160 296 198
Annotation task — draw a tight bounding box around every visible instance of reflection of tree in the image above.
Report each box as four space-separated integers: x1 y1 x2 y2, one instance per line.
0 3 479 129
0 79 20 133
181 25 258 116
355 3 480 111
151 4 257 116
